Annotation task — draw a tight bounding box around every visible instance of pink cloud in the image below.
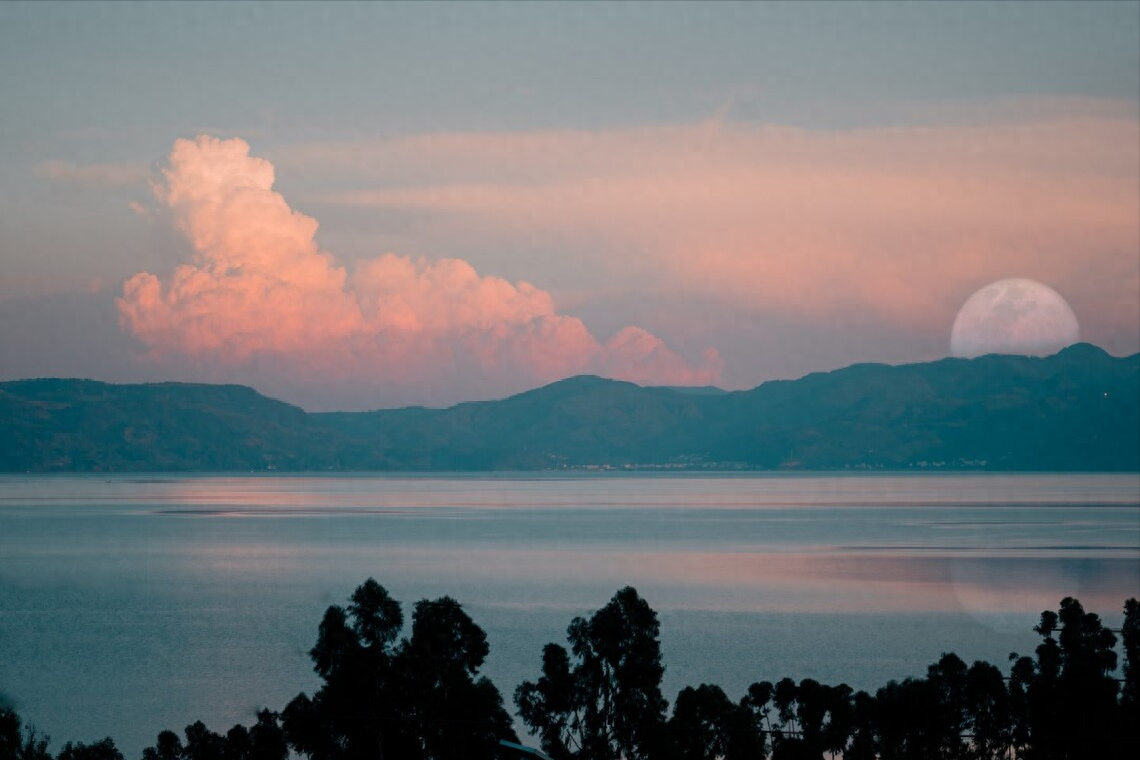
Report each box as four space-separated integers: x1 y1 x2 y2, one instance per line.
117 136 721 408
301 107 1139 353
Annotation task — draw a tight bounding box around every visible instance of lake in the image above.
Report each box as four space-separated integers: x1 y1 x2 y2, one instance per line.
1 473 1137 756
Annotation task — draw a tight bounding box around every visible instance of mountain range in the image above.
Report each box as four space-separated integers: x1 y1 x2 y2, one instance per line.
2 343 1136 472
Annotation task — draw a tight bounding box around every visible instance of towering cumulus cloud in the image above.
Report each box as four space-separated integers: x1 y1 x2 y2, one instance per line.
117 136 720 408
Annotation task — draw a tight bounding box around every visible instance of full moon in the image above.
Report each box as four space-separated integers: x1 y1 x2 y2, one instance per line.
950 278 1080 358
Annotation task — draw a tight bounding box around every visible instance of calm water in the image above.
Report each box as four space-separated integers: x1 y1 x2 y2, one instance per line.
1 473 1137 756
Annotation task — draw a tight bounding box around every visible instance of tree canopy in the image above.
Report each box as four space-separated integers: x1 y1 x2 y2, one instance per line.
4 588 1139 760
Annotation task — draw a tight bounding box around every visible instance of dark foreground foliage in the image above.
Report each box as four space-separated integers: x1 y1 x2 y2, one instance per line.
3 586 1138 760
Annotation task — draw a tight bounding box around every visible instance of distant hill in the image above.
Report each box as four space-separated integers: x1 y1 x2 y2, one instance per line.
2 344 1137 472
0 379 324 471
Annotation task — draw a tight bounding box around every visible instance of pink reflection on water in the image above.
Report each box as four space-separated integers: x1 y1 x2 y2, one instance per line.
5 474 1136 512
184 541 1138 617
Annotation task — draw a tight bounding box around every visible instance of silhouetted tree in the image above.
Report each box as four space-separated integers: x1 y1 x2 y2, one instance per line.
962 660 1013 760
1124 599 1140 696
874 676 945 760
143 713 285 760
0 710 21 760
514 645 576 760
13 590 1140 760
181 722 225 760
739 681 776 742
516 586 668 760
863 653 1014 760
1121 598 1140 748
54 739 122 760
19 729 50 760
222 712 288 760
282 584 410 760
764 678 853 760
1007 653 1035 758
667 684 764 760
398 596 516 759
925 653 969 758
845 690 877 760
771 677 799 751
140 730 182 760
1011 596 1122 759
0 709 49 760
282 579 514 760
284 581 416 759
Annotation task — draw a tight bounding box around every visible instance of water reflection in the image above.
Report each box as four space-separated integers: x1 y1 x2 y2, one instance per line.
170 542 1135 614
0 473 1136 757
3 472 1138 510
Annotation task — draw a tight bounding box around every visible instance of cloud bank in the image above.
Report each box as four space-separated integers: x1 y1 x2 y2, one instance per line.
117 136 721 409
296 105 1139 354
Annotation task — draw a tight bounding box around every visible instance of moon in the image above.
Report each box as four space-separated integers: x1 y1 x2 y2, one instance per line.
950 278 1080 358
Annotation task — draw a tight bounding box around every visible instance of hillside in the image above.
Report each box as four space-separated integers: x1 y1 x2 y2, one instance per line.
0 379 324 471
2 344 1137 472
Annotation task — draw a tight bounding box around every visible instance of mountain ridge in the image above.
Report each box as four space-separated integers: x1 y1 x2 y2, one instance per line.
2 344 1137 472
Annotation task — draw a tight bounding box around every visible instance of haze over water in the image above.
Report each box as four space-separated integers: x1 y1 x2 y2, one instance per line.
1 473 1137 756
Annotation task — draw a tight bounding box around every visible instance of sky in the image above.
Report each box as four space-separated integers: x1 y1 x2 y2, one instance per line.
0 1 1137 411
